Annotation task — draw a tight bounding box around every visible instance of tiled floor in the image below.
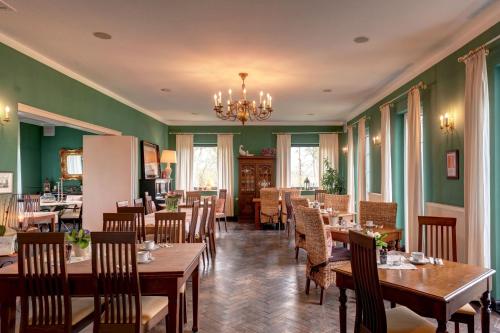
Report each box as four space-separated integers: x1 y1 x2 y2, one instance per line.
18 223 500 332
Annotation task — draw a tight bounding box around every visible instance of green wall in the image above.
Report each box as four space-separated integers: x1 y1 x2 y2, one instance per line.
347 22 500 295
0 42 168 190
19 123 42 194
168 125 344 214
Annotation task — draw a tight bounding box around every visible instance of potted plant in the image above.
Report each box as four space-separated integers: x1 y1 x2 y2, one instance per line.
367 231 387 263
320 159 344 194
66 229 91 257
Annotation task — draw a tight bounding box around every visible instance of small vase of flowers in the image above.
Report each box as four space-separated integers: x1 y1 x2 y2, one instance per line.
165 192 182 212
66 229 91 258
367 231 387 263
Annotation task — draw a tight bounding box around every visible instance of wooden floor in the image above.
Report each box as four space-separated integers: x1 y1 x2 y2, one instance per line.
28 223 500 332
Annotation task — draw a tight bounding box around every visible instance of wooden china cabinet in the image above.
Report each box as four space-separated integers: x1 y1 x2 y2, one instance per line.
238 156 276 222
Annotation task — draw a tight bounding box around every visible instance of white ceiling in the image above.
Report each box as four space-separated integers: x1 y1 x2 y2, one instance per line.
0 0 499 126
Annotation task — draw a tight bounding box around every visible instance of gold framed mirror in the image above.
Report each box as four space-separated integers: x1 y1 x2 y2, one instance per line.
60 148 83 180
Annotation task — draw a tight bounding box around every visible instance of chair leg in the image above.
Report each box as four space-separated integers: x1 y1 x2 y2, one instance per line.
295 247 299 260
217 218 221 232
467 318 474 333
184 293 187 324
390 301 396 308
201 250 206 267
454 322 459 333
205 241 210 262
320 288 324 305
305 278 310 295
164 314 169 333
178 293 184 333
224 216 228 232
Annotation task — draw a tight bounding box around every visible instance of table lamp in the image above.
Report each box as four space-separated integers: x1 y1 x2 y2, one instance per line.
160 150 176 179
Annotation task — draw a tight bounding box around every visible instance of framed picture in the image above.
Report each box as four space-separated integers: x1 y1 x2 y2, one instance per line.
0 172 13 194
141 141 161 179
446 150 459 179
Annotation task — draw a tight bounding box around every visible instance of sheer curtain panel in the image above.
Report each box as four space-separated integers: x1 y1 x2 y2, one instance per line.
217 134 234 216
347 126 355 212
380 104 392 202
356 118 366 207
319 133 339 179
276 134 291 188
175 134 194 191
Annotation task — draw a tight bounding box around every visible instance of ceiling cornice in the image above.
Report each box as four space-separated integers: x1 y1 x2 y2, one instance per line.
345 1 500 121
164 120 345 127
0 31 167 124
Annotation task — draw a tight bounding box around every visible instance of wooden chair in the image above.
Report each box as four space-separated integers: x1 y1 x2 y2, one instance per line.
291 197 309 260
24 194 41 213
284 192 294 239
116 200 129 209
91 231 169 333
418 216 475 333
117 206 147 243
324 194 350 212
133 198 144 207
207 195 217 257
359 200 397 227
59 203 83 231
187 201 200 243
102 213 136 233
314 189 326 204
259 188 280 228
17 232 94 333
216 189 228 232
301 206 350 305
348 230 435 333
196 197 211 265
154 212 186 244
145 195 157 215
185 191 201 207
173 190 185 202
279 188 300 230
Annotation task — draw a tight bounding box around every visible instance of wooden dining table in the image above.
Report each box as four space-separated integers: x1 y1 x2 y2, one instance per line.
328 224 402 250
333 260 495 333
0 243 205 333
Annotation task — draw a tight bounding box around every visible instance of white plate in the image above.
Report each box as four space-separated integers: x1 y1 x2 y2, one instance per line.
139 244 160 251
408 257 429 265
137 256 155 264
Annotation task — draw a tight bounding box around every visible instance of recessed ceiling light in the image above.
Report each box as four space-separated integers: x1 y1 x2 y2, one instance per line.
93 32 112 40
323 89 332 93
354 36 369 44
306 113 315 116
160 88 171 93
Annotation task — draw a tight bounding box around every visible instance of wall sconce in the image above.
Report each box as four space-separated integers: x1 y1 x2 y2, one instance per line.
439 113 454 133
2 106 10 123
372 135 381 146
342 146 348 154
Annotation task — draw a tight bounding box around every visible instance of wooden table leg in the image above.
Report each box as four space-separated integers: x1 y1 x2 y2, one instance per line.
167 278 181 333
192 262 199 332
339 287 347 333
481 289 491 333
0 296 16 333
436 320 448 332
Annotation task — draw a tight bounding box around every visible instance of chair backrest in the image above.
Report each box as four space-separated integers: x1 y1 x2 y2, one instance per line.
185 191 201 207
198 197 210 239
116 200 129 209
144 195 156 215
314 189 326 203
300 206 329 265
218 189 227 200
102 213 136 233
418 216 457 262
207 195 217 233
18 232 72 333
359 201 397 227
292 197 309 235
349 230 387 333
280 188 300 218
25 194 41 213
173 190 185 201
260 188 279 216
324 194 350 212
133 198 143 207
91 232 141 333
154 212 186 243
215 198 225 214
117 206 147 243
188 201 200 243
284 192 294 223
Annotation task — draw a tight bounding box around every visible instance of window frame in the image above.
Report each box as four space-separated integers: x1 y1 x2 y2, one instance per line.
290 144 320 189
192 144 218 191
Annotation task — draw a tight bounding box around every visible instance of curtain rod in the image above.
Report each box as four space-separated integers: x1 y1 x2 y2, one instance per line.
169 132 240 135
458 34 499 63
349 115 371 127
379 81 427 109
272 131 343 135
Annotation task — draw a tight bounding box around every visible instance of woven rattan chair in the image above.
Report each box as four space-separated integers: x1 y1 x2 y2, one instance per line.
291 197 309 260
359 201 397 227
279 188 300 227
324 194 350 212
284 192 295 239
259 188 280 228
349 230 435 333
300 206 350 305
314 189 326 204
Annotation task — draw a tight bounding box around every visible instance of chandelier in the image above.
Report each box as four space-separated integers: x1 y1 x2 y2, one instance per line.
213 72 273 125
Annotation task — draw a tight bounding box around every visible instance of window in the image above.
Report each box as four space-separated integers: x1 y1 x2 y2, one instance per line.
193 146 217 190
290 146 319 188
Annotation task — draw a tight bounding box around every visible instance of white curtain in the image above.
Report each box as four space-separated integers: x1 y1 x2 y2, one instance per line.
356 118 366 208
406 88 423 252
319 133 339 179
217 134 234 216
464 49 490 268
380 104 392 202
347 126 355 212
175 134 194 191
276 134 291 188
